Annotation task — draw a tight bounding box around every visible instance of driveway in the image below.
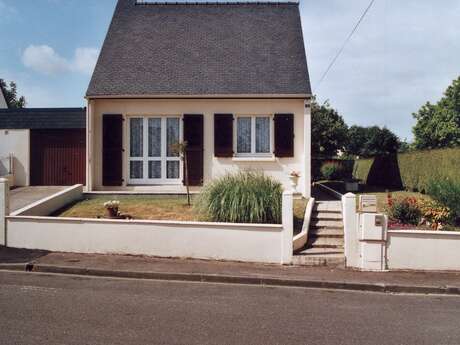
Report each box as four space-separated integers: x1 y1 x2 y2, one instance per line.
9 186 66 212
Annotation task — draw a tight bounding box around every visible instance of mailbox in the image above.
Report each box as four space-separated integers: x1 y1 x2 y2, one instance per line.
360 213 386 241
359 195 377 213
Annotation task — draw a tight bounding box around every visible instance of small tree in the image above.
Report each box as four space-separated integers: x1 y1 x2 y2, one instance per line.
0 79 26 108
311 98 348 158
171 141 191 206
412 76 460 149
345 125 400 158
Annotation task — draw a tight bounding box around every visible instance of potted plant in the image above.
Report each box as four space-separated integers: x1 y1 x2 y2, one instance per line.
104 200 120 218
289 171 300 190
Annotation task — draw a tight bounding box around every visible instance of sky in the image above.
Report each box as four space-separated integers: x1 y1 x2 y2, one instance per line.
1 0 459 140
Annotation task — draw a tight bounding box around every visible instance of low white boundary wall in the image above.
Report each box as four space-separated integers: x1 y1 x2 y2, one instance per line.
387 230 460 271
2 179 293 264
11 184 83 217
342 191 460 272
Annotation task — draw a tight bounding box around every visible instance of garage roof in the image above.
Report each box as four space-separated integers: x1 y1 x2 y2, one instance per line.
0 108 86 129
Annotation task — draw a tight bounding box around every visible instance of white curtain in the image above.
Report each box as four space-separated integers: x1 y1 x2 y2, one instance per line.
148 161 161 179
167 118 180 157
167 161 180 179
237 117 251 153
148 118 161 157
130 118 143 157
130 161 143 179
256 117 270 153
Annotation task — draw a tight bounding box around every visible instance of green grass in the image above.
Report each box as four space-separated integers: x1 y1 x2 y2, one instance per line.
56 195 199 221
56 194 308 227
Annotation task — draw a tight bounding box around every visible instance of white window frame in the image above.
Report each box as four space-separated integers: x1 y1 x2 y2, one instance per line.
234 114 274 157
127 115 183 185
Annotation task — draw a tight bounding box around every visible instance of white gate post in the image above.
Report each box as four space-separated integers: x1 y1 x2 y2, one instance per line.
0 178 9 246
342 192 359 268
281 190 294 264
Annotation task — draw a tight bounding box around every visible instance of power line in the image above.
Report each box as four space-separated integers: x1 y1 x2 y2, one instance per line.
315 0 376 90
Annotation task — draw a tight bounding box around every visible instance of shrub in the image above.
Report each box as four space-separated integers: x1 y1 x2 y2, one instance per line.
386 197 421 225
352 147 460 191
194 171 282 224
417 198 451 229
426 178 460 224
320 162 345 180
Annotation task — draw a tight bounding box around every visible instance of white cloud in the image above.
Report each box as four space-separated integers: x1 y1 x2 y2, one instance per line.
73 48 99 75
22 45 99 76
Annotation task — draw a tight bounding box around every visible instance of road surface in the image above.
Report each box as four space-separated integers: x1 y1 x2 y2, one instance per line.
0 270 459 345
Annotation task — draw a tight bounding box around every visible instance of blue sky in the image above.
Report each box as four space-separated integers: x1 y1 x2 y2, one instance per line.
1 0 459 140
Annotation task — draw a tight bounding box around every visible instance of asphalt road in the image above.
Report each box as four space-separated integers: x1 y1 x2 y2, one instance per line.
1 271 460 345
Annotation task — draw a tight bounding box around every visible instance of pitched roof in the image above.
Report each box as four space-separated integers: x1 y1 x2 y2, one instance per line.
86 1 311 97
0 108 86 129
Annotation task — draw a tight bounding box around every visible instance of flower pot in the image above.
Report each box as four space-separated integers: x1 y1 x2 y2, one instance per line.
105 207 119 218
289 175 299 191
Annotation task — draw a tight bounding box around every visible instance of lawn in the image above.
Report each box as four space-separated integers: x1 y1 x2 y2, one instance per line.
56 195 308 229
57 196 199 221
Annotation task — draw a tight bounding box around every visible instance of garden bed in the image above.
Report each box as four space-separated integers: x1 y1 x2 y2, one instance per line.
54 194 308 231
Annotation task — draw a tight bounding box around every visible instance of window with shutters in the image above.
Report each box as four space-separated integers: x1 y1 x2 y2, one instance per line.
234 115 273 157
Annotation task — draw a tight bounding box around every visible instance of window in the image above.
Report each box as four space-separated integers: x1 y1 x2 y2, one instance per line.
235 115 272 156
128 116 181 184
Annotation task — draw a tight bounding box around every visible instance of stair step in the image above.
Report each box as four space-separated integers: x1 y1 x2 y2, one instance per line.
308 237 344 248
313 203 342 213
311 219 343 228
311 213 343 220
310 225 344 232
293 247 345 267
310 229 343 237
298 247 344 255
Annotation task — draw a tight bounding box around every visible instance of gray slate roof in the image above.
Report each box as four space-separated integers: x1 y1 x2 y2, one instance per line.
86 1 311 97
0 108 86 129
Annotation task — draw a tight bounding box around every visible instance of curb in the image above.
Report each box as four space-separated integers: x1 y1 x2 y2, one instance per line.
1 263 460 296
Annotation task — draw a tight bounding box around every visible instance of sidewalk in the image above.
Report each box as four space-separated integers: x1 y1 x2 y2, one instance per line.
1 246 459 295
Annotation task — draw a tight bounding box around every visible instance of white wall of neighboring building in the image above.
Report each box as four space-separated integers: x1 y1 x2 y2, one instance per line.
0 88 7 109
88 98 311 196
0 129 30 186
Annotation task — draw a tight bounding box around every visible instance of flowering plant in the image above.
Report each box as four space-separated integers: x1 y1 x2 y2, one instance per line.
103 200 120 210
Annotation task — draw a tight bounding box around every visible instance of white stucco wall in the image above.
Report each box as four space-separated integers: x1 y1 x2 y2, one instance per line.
88 98 311 196
0 89 7 109
5 187 294 264
0 129 30 186
387 230 460 271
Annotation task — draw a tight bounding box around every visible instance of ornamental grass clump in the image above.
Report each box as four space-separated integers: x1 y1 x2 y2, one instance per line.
195 171 282 224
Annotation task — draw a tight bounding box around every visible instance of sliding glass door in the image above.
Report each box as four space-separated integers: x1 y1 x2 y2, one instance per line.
128 116 181 184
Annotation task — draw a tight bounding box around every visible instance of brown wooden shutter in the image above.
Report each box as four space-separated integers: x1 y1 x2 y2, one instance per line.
274 113 294 157
214 114 233 157
103 114 123 186
183 114 204 186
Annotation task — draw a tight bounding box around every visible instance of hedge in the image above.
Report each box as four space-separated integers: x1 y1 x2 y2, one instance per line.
312 158 354 181
353 147 460 192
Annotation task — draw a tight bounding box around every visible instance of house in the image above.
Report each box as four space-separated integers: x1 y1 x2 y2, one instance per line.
0 84 8 109
0 108 86 186
86 1 312 196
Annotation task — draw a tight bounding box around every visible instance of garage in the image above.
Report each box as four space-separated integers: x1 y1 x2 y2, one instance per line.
30 128 86 185
0 108 86 187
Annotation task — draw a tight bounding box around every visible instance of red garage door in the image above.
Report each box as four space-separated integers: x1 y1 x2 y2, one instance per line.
30 129 86 186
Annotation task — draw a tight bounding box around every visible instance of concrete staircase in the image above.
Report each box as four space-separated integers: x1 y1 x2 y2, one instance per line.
293 200 345 267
